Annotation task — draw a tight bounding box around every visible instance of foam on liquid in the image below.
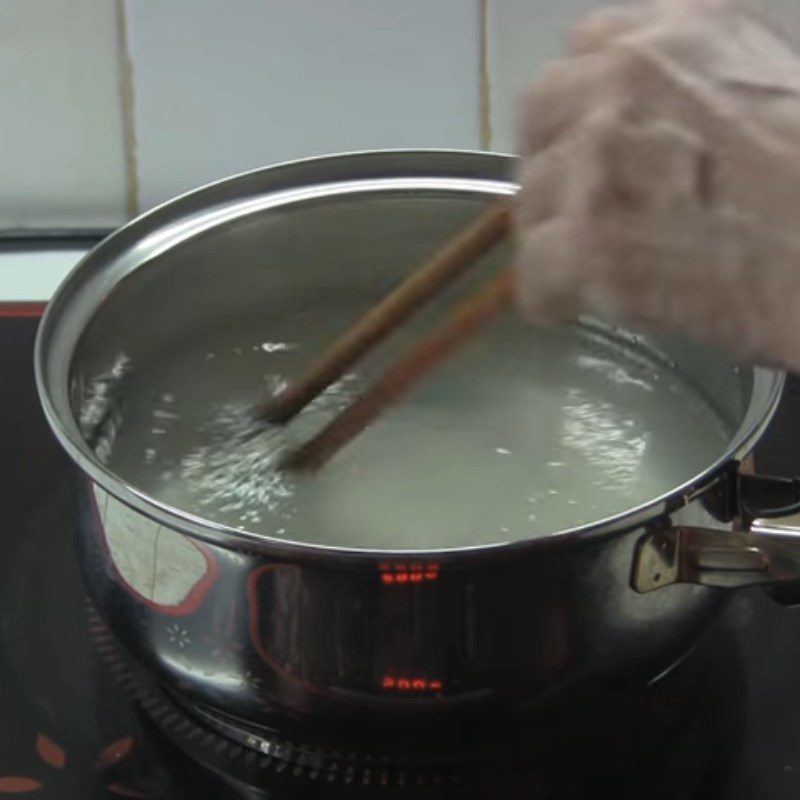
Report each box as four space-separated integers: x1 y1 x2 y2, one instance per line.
86 309 734 550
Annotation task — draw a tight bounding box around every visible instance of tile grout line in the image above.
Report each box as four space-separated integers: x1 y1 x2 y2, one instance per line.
479 0 492 150
115 0 140 219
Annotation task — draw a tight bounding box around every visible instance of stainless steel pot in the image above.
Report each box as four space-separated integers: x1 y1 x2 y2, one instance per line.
34 150 800 759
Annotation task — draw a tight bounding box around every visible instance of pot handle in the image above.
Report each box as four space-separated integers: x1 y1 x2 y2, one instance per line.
632 473 800 598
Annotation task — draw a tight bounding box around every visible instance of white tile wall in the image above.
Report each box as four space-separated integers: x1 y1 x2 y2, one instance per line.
0 0 128 228
124 0 483 210
1 0 799 231
486 0 800 154
487 0 606 153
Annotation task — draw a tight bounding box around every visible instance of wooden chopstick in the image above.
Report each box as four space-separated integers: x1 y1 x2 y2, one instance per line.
282 270 512 472
258 200 512 424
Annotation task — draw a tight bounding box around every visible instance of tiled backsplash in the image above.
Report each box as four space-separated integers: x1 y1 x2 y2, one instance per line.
487 0 606 154
0 0 128 229
2 0 799 226
125 0 482 210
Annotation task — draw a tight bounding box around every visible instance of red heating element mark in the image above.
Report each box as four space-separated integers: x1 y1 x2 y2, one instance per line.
379 563 439 585
381 675 443 693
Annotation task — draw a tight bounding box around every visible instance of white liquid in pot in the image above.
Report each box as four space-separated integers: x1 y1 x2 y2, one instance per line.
87 309 733 550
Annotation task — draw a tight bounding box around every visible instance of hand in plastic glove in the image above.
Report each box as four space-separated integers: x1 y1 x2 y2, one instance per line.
514 0 800 371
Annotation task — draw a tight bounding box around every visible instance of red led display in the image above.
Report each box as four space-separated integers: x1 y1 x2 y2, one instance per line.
381 675 443 693
379 564 439 585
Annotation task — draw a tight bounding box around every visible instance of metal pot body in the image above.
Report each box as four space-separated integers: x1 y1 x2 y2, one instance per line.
35 150 785 746
76 474 730 744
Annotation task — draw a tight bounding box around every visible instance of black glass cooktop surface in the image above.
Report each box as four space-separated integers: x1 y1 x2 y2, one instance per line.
4 241 800 799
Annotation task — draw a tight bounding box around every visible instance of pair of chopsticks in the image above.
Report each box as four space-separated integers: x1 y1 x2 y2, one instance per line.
260 200 513 471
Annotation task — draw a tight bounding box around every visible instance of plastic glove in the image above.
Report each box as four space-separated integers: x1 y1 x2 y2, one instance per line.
514 0 800 371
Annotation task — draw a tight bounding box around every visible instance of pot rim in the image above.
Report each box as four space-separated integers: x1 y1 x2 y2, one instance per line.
34 148 786 561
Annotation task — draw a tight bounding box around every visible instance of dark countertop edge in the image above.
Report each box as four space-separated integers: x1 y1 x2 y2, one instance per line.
0 229 112 251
